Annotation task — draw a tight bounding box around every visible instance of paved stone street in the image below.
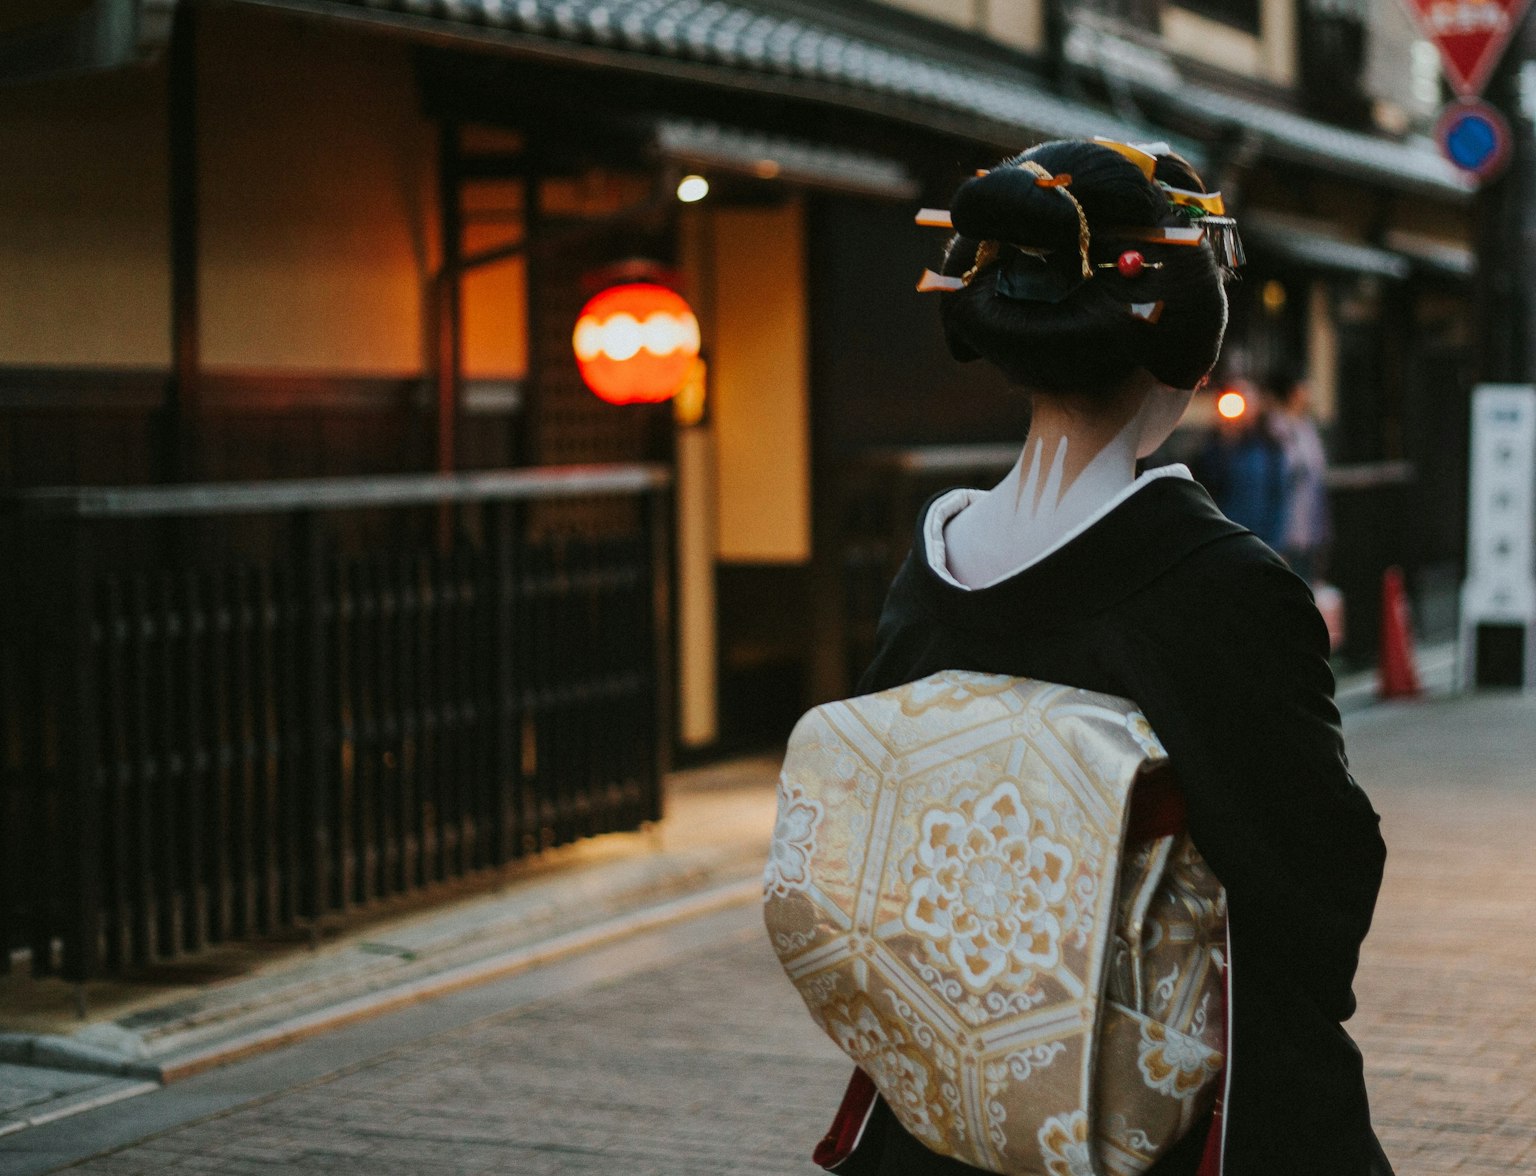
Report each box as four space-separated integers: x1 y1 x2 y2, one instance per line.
1345 693 1536 1174
18 691 1536 1174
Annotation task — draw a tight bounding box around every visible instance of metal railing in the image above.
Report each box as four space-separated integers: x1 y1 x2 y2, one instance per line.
0 465 672 982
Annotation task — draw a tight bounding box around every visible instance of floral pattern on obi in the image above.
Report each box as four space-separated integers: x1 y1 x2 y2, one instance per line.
1037 1110 1094 1176
764 672 1228 1175
1137 1020 1224 1098
764 780 824 899
1124 711 1168 760
903 780 1075 991
899 670 1018 716
822 993 955 1147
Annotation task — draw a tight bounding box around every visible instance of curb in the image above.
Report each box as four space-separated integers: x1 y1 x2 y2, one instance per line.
149 873 762 1082
1334 640 1457 716
147 874 762 1084
0 1079 161 1140
0 871 765 1138
0 1033 154 1080
108 845 750 1063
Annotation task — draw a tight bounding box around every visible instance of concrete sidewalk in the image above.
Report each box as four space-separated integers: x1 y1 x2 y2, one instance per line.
1344 690 1536 1173
0 644 1462 1140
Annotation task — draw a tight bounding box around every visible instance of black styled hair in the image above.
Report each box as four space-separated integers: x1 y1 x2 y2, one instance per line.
938 139 1229 396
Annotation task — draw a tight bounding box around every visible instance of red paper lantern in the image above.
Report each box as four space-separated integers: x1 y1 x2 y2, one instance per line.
572 282 701 405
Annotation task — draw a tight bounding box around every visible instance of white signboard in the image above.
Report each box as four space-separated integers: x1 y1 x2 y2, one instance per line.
1459 384 1536 687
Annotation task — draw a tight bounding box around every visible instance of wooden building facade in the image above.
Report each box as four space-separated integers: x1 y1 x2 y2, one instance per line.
0 0 1480 977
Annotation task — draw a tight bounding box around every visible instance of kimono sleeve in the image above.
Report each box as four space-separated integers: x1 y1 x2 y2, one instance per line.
1132 546 1387 1023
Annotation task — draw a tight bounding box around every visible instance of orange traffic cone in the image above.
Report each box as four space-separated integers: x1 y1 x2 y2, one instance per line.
1377 566 1422 700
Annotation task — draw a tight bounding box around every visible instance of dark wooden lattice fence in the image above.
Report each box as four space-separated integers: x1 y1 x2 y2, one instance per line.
0 465 671 982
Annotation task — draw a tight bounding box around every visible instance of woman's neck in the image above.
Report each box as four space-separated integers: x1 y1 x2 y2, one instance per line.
941 391 1148 587
1009 395 1140 512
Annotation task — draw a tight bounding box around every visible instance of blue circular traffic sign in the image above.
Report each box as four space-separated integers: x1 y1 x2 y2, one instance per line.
1436 99 1512 182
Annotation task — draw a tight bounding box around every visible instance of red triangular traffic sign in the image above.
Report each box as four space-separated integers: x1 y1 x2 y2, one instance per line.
1405 0 1534 97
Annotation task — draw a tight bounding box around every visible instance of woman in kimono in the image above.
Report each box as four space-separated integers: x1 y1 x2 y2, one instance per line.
842 140 1392 1175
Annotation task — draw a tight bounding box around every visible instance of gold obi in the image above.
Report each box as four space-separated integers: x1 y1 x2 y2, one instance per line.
764 671 1227 1176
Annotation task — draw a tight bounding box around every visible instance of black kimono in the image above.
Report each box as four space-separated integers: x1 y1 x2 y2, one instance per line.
847 474 1393 1176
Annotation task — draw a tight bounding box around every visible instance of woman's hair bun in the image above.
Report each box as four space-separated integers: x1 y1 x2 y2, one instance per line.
949 168 1080 252
949 142 1169 249
937 139 1228 396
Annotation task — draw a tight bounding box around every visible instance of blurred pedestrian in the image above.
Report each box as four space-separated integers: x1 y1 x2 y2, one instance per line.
1198 378 1290 549
1268 368 1332 584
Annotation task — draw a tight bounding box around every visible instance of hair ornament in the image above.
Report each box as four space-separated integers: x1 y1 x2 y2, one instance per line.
911 139 1244 299
1202 215 1246 268
911 161 1092 299
1019 161 1092 280
1090 136 1159 180
1098 250 1163 278
1160 185 1225 216
994 251 1087 303
963 240 1002 285
1112 225 1206 247
916 269 964 292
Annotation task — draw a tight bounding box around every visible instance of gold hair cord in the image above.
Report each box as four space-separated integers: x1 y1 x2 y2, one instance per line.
1021 161 1092 281
962 240 1001 286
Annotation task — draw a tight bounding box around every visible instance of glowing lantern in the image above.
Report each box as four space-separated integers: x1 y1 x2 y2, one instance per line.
1216 390 1248 420
572 283 701 405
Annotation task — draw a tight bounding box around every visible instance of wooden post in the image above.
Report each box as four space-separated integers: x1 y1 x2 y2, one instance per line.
293 511 331 945
436 122 463 477
517 167 540 467
50 517 101 988
167 2 200 483
486 501 519 865
642 484 674 823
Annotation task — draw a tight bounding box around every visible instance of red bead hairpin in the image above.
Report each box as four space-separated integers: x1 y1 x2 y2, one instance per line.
1097 249 1164 278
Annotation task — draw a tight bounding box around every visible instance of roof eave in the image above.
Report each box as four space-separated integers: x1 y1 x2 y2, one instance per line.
229 0 1186 157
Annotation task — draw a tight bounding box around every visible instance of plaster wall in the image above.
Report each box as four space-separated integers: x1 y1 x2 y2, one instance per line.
709 202 812 564
1163 0 1295 86
0 66 171 367
874 0 1042 51
202 9 529 375
878 0 975 25
0 7 529 379
985 2 1044 53
1309 281 1339 425
199 11 435 375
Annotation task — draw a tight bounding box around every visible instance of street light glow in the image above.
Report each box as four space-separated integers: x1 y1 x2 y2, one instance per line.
676 174 710 203
1217 390 1247 420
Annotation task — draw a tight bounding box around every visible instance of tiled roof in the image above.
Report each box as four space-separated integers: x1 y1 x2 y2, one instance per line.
290 0 1168 146
1061 24 1472 199
1156 86 1472 200
273 0 1470 198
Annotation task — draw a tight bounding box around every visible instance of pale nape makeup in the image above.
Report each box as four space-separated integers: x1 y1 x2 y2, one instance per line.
941 377 1194 588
